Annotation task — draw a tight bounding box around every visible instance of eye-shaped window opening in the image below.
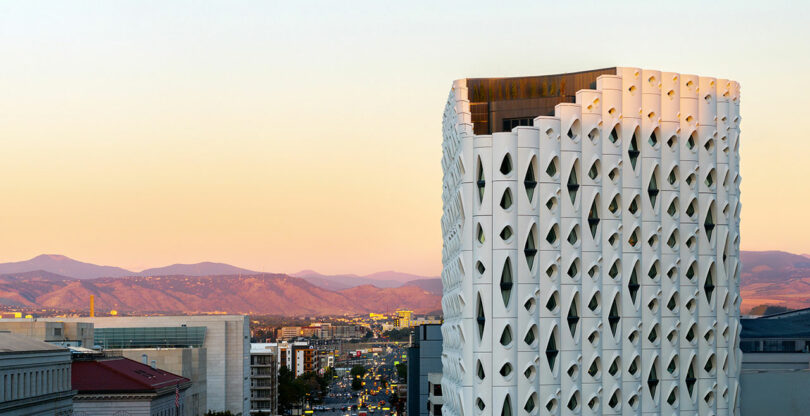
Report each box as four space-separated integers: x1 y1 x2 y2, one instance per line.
667 230 679 249
704 266 715 303
705 168 716 188
628 355 640 376
501 394 513 416
500 258 513 307
686 172 696 188
588 357 601 378
476 398 486 411
567 297 580 337
523 297 536 312
686 324 697 343
545 195 557 211
687 131 697 151
524 324 538 346
546 156 559 178
586 202 600 241
588 291 600 312
499 362 513 377
704 354 716 374
668 166 679 186
546 327 559 370
608 125 619 143
608 167 619 183
567 258 580 280
567 224 580 246
523 365 536 380
545 291 559 312
648 323 660 343
545 224 559 245
667 197 679 218
499 153 513 175
667 387 679 407
476 261 486 275
499 325 513 346
628 128 640 170
476 293 486 339
587 160 600 181
648 130 659 148
608 233 619 249
648 168 660 208
667 293 679 311
686 358 697 397
608 357 620 377
524 226 537 270
608 194 620 215
546 264 558 279
628 263 640 304
666 135 677 149
628 194 640 216
476 157 486 203
628 227 640 248
567 391 580 411
524 393 537 413
705 201 716 241
476 359 485 380
477 223 485 244
608 296 620 336
704 138 715 153
524 157 537 203
500 188 513 210
608 390 620 409
686 199 697 218
648 358 660 399
587 128 599 143
567 162 580 205
567 120 581 142
567 363 579 379
500 226 513 241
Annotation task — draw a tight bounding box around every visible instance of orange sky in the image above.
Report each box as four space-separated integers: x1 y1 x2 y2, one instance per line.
0 1 807 275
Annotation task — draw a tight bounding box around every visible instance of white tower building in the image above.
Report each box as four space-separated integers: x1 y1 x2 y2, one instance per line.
440 68 741 416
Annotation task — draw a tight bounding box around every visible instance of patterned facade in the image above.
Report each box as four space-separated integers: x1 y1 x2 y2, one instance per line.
440 68 741 415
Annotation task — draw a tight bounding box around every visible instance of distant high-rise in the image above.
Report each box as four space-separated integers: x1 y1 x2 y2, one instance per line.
440 68 741 415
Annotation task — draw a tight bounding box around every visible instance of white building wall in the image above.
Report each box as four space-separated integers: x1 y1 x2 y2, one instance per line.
441 68 741 416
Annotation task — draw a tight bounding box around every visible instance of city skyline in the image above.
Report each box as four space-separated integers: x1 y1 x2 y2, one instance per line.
1 0 807 276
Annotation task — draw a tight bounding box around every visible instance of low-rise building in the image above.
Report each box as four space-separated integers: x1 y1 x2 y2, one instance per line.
0 320 94 347
426 373 443 416
740 308 810 415
31 314 249 415
406 324 442 416
111 348 207 416
279 327 302 340
0 332 75 415
72 356 191 416
249 344 278 415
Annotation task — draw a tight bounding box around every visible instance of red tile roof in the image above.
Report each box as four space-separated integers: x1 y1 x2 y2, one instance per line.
72 357 189 393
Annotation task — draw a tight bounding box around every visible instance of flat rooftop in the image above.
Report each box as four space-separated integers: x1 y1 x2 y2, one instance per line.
0 331 66 353
464 68 616 135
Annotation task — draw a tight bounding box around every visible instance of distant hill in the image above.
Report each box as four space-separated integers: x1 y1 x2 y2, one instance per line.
292 270 438 290
0 254 134 279
740 250 810 312
0 273 441 315
402 278 443 295
139 262 257 277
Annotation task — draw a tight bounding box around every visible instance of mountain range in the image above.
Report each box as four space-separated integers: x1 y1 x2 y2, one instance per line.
3 250 810 315
0 254 442 315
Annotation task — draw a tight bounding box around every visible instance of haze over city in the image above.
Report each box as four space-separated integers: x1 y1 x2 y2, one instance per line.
1 0 809 276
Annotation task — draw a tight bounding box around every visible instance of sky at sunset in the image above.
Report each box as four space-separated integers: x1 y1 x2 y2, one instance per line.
0 1 808 276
